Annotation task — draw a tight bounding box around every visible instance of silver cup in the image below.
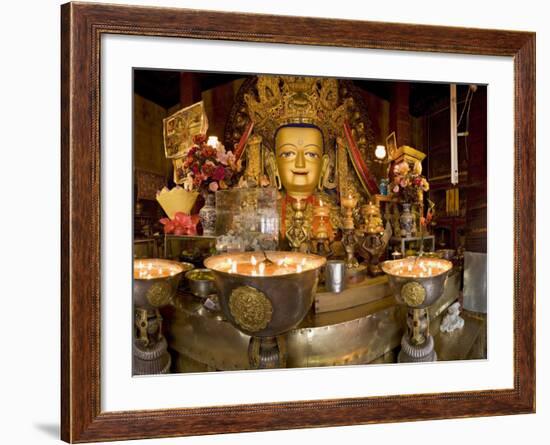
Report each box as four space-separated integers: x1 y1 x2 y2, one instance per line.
325 260 346 293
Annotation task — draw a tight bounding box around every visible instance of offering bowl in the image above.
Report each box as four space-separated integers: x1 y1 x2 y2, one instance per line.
204 251 325 337
381 256 452 362
204 251 326 368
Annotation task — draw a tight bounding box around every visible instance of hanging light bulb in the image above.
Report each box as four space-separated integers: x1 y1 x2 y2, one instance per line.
207 136 219 148
375 144 387 160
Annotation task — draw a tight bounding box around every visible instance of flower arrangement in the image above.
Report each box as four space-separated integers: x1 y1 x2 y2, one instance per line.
390 160 429 204
159 212 200 236
176 134 242 194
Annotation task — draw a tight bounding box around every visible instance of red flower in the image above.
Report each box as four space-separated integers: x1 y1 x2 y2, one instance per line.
201 162 215 177
193 134 207 145
176 134 239 194
212 165 226 181
201 147 216 158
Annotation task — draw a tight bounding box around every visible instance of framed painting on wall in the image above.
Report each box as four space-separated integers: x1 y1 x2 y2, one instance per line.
61 2 535 442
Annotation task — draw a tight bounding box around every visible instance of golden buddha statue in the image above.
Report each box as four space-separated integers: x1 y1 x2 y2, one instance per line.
272 124 340 250
225 75 378 251
274 125 324 201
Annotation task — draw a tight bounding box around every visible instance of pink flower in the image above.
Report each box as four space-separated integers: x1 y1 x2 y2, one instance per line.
394 161 409 176
393 185 400 193
217 151 229 165
217 150 235 166
160 219 175 234
209 181 219 192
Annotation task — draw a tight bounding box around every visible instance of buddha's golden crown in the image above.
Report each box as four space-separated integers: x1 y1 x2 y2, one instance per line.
244 76 351 149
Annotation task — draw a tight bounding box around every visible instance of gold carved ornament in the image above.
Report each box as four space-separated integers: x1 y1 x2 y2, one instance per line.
226 77 375 161
401 281 426 307
243 134 263 185
229 285 273 333
134 308 163 347
146 281 173 307
135 308 150 346
243 76 350 148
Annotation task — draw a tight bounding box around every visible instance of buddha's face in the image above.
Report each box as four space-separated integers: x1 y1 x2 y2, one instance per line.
275 126 323 200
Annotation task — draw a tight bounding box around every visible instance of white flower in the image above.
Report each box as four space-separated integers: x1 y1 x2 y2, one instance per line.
183 173 194 191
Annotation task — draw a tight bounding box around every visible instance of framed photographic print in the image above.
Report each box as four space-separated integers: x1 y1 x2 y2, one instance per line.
61 2 535 443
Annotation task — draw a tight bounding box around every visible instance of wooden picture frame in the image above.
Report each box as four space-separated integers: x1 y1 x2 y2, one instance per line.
386 131 398 161
61 2 535 442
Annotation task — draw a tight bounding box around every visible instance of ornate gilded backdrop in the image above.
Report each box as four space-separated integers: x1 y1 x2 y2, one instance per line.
224 76 379 206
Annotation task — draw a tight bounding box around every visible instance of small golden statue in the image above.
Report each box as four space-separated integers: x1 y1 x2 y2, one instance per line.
286 198 308 251
361 202 384 235
357 201 392 276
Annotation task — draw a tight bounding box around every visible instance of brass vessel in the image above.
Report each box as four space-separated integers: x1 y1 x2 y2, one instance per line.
133 259 185 310
204 251 326 337
381 256 452 362
381 257 452 308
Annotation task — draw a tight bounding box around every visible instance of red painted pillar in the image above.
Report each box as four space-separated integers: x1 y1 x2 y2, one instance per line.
179 72 202 107
390 83 411 146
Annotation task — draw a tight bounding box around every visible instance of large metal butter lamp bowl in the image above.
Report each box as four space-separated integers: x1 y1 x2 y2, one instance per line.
133 259 186 375
381 257 452 362
204 251 326 369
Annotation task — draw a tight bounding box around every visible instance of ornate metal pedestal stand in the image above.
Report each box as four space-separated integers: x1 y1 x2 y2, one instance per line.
133 259 185 375
341 191 359 269
381 257 452 363
399 307 436 362
133 308 172 374
249 336 287 369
